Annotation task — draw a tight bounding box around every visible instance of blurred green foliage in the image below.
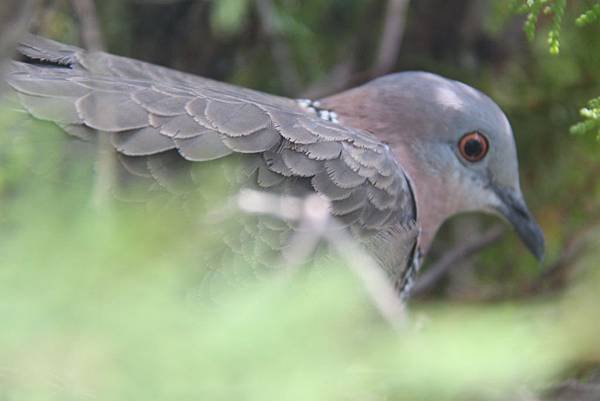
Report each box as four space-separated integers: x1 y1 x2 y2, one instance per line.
510 0 568 54
571 95 600 139
0 110 599 399
510 0 600 140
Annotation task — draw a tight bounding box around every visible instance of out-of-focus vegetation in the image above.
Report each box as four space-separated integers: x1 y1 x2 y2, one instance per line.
571 96 600 139
1 109 599 400
510 0 600 139
1 0 599 400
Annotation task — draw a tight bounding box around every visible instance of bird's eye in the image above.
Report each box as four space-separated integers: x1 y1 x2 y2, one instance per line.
458 132 489 162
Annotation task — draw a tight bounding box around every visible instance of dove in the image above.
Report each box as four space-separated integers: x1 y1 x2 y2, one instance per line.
2 35 544 297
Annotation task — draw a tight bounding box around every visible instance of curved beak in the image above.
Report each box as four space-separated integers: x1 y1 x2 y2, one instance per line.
495 188 545 262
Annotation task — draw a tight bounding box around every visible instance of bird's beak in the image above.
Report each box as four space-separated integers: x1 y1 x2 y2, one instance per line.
494 187 545 261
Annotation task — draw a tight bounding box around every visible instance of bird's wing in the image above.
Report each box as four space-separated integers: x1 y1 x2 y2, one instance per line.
6 35 418 279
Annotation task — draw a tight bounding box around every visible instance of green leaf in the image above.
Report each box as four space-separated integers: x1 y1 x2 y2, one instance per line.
571 97 600 140
575 3 600 26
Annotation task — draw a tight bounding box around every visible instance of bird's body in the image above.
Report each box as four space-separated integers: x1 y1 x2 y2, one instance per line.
1 35 544 297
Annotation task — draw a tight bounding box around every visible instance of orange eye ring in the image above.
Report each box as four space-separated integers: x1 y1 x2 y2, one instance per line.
458 132 489 162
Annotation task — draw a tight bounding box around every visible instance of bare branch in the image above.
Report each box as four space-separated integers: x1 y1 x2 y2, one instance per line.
525 224 598 294
237 189 408 329
371 0 411 77
70 0 104 51
302 0 410 99
69 0 115 209
412 224 506 296
325 225 408 330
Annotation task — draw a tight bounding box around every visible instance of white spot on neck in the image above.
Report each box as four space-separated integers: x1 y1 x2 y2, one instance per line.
296 99 339 124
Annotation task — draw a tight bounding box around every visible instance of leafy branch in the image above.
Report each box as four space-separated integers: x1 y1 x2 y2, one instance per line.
511 0 600 140
510 0 567 54
570 97 600 140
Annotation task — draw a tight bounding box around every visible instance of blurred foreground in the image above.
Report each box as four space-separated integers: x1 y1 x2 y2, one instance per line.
0 107 599 401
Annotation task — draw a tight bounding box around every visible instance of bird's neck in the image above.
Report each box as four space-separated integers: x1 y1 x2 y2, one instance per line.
391 146 456 254
321 89 455 255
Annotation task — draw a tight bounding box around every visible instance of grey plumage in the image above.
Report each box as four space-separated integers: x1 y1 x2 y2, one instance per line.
5 35 418 292
3 35 545 298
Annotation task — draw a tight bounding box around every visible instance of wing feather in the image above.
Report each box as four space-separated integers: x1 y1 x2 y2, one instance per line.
6 35 419 281
111 127 175 156
19 93 82 124
174 132 233 161
77 91 149 131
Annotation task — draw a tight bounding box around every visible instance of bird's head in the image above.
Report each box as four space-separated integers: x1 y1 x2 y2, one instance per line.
322 71 544 260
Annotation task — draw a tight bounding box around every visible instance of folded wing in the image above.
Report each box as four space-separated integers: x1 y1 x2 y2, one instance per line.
6 35 419 283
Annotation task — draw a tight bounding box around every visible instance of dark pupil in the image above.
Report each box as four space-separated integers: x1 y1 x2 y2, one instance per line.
464 139 483 158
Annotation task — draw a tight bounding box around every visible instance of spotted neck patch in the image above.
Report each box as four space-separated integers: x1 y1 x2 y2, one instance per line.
296 99 339 124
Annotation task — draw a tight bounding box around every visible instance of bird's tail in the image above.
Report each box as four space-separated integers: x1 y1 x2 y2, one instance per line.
15 34 80 68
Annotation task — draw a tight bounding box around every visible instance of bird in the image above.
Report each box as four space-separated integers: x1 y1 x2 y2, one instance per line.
2 35 545 298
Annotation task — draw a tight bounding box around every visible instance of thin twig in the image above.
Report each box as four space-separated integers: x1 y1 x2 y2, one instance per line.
458 223 600 302
371 0 410 77
302 0 410 100
325 226 408 330
69 0 115 209
237 189 407 329
524 224 597 294
412 224 506 296
70 0 104 51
